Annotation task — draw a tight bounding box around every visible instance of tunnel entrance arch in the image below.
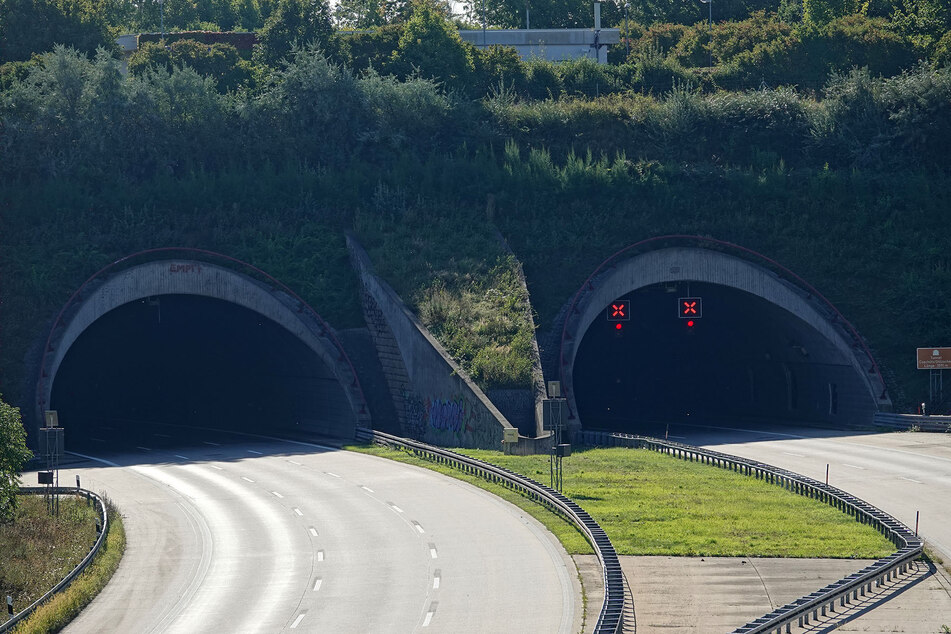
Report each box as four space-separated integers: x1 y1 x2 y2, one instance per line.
559 238 889 432
34 249 369 446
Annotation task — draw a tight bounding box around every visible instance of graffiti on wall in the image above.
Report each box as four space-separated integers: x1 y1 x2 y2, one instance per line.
401 390 478 438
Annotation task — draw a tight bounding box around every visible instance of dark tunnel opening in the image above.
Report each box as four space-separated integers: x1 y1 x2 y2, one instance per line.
573 282 874 433
50 294 352 451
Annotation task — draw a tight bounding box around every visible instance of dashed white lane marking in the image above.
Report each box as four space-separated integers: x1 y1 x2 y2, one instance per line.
271 491 284 498
422 603 437 627
209 465 223 470
288 460 302 466
247 450 263 455
429 543 438 559
843 463 865 470
413 521 425 534
290 614 306 629
137 446 152 451
242 477 255 483
325 472 341 478
309 527 319 537
317 551 325 562
900 476 923 484
313 578 322 591
432 570 441 589
294 508 303 516
174 454 189 460
203 441 220 446
783 451 806 457
388 502 404 513
361 485 374 493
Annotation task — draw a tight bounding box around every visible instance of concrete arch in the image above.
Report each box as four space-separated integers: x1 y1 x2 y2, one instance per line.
560 244 889 428
36 255 369 441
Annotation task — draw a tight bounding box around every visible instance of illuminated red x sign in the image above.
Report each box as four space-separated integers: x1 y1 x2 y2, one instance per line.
607 300 630 321
678 297 702 318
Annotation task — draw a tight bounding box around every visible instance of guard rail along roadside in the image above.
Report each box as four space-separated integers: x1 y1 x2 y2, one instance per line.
581 431 922 634
1 486 110 633
355 427 628 634
873 412 951 432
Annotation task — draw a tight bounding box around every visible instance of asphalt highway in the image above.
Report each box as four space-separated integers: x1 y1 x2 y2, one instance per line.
47 434 580 633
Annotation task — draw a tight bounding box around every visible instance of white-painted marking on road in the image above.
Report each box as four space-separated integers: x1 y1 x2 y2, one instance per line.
423 612 433 627
413 521 425 533
317 550 324 562
843 463 865 470
361 485 374 493
309 527 318 537
288 460 302 466
203 441 220 446
325 472 341 478
433 575 440 589
388 502 404 513
899 476 923 484
65 451 120 467
783 452 806 458
313 578 322 591
242 477 255 483
429 543 438 559
294 508 303 516
209 465 223 470
174 454 189 460
271 491 284 498
290 614 305 629
136 446 152 451
247 450 263 455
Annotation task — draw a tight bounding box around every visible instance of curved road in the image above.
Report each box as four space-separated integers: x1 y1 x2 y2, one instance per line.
49 436 581 633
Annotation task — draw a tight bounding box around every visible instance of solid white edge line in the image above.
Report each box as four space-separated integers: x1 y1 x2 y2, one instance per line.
326 472 341 478
242 477 255 483
65 451 121 467
361 485 374 493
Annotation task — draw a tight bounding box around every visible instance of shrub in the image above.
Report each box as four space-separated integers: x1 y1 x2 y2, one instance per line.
0 395 31 524
391 0 474 91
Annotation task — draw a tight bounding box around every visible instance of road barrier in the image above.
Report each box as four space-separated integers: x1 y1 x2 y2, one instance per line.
1 487 110 633
355 427 628 634
581 431 922 634
873 412 951 432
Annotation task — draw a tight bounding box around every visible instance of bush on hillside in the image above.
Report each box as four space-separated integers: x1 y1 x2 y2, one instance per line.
129 40 257 92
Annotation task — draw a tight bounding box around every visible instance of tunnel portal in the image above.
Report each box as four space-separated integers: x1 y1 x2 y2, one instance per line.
562 246 887 433
36 257 367 450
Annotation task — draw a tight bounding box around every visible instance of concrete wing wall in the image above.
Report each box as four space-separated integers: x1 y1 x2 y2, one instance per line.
347 235 514 449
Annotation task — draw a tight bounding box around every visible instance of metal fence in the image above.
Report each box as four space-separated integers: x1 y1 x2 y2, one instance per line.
2 487 110 633
580 431 922 634
355 427 627 634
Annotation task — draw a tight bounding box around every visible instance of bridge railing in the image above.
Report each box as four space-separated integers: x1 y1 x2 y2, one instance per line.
1 487 110 633
581 431 922 634
354 427 627 634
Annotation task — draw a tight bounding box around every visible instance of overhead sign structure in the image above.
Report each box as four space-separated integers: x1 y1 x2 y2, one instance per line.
607 300 630 322
917 347 951 370
679 297 702 319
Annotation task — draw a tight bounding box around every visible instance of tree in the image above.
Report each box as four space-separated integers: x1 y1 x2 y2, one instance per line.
334 0 409 28
803 0 866 25
392 0 474 89
0 396 32 524
0 0 118 63
253 0 335 67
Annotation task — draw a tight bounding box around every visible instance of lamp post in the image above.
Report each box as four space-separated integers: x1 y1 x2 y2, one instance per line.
699 0 712 67
624 2 629 60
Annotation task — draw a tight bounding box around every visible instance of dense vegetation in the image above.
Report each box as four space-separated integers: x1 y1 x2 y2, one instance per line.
2 0 950 410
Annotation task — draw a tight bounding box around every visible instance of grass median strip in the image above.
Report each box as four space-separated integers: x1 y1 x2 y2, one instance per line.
350 444 894 559
0 494 126 634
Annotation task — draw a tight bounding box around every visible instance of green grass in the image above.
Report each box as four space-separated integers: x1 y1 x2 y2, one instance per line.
9 499 125 634
351 444 895 559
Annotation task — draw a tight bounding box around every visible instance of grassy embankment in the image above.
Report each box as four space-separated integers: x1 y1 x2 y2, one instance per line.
350 444 894 559
0 494 125 634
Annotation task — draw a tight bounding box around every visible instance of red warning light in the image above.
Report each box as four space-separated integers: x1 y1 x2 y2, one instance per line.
615 323 623 330
607 300 630 322
687 319 695 328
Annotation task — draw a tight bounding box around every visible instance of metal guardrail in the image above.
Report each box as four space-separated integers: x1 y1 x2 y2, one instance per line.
1 487 110 633
581 431 922 634
873 412 951 433
354 427 627 634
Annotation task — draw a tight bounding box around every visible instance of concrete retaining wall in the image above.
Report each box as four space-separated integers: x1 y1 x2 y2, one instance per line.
347 234 514 449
